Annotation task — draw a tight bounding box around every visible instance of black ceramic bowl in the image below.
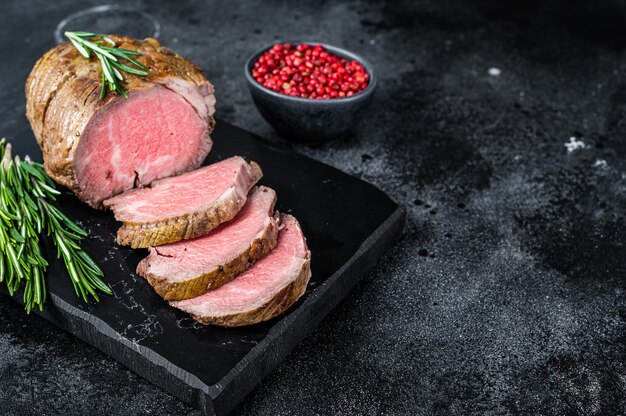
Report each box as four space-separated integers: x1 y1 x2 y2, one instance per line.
244 41 377 143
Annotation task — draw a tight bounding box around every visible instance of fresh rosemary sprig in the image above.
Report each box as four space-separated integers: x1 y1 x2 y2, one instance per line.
0 138 111 313
64 31 149 99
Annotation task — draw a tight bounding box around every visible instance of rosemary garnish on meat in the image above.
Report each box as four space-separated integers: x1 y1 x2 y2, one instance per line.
64 31 149 99
0 139 111 313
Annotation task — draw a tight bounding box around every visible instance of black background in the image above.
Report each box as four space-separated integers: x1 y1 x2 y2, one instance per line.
1 1 625 415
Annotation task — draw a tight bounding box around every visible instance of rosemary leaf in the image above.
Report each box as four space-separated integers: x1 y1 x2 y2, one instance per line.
65 31 148 99
101 46 142 56
0 138 110 313
9 227 24 243
111 60 149 76
69 38 91 59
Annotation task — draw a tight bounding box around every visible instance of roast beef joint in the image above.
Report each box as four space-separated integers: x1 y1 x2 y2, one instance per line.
25 35 312 327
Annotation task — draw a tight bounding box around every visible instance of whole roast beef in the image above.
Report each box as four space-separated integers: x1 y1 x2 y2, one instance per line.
137 186 279 300
170 214 311 327
25 35 216 208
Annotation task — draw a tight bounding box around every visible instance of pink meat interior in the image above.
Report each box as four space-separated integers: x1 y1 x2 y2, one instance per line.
146 186 276 281
104 156 257 222
74 86 210 206
171 214 309 316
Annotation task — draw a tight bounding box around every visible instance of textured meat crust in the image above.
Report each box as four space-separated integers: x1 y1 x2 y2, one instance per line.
137 213 279 301
115 188 242 248
110 161 263 248
189 257 311 327
25 35 216 207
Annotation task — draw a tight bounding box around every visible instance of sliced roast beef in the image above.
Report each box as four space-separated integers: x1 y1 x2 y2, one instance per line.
170 214 311 327
103 157 262 248
136 186 279 301
25 35 216 208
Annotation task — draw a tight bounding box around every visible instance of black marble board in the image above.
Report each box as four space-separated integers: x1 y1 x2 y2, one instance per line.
4 121 405 415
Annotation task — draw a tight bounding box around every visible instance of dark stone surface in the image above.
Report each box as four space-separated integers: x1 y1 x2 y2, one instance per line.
1 0 625 415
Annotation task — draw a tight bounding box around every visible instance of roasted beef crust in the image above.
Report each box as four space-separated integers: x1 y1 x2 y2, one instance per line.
116 189 244 249
108 162 263 248
25 36 216 208
190 257 311 327
137 213 279 301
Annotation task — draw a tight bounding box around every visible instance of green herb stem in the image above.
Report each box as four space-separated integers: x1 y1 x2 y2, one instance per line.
64 31 149 99
0 138 110 313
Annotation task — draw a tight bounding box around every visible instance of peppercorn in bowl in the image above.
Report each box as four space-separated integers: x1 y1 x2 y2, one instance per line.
244 41 377 143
